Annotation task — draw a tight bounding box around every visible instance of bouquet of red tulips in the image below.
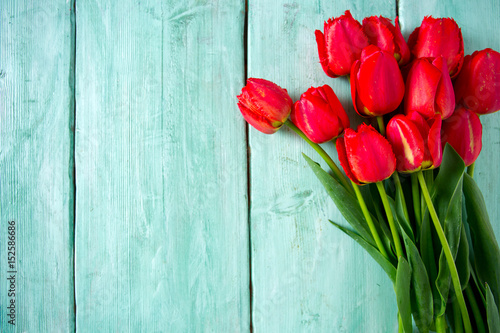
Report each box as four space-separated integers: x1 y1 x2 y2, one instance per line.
237 11 500 333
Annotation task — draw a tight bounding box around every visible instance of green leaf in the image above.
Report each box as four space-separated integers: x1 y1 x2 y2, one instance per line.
396 257 413 333
420 212 438 302
329 220 397 284
400 222 433 332
464 173 500 308
432 145 465 316
456 223 470 290
486 284 500 333
303 154 374 246
388 191 414 246
368 183 394 258
395 180 415 243
420 216 442 323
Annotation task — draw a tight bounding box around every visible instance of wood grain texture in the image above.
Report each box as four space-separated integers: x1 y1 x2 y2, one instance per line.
248 1 399 332
74 0 249 331
399 0 500 241
0 0 76 331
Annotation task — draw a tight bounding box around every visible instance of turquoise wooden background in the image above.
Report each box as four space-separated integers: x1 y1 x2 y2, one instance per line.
1 0 499 331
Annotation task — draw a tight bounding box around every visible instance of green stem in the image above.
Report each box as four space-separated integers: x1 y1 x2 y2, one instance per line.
393 173 410 223
352 182 389 259
417 171 472 333
467 162 475 178
285 120 352 193
453 298 464 333
411 173 422 228
398 314 403 333
465 285 486 333
376 181 404 258
377 116 386 136
435 315 447 333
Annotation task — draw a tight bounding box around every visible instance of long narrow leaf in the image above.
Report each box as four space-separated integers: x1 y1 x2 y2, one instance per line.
464 173 500 308
395 182 415 242
456 223 470 290
396 257 413 333
432 145 465 316
303 154 375 246
420 212 439 310
400 221 433 332
486 284 500 333
329 220 397 284
368 183 395 258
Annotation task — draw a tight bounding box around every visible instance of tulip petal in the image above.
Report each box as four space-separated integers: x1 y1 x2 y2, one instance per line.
407 27 420 52
291 85 348 143
407 111 442 169
394 18 410 65
405 59 441 118
362 16 396 56
244 78 292 123
357 47 405 115
410 16 464 78
350 60 367 116
386 115 424 172
237 78 292 134
315 30 338 78
344 124 396 183
454 54 473 108
362 16 409 65
322 84 350 130
427 115 443 168
238 101 282 134
432 57 455 119
336 135 360 184
442 107 482 166
292 98 340 143
323 10 369 76
455 49 500 115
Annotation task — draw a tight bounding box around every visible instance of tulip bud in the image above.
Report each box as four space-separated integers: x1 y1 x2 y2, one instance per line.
441 106 482 166
315 10 369 78
408 16 464 78
454 48 500 115
237 78 292 134
407 111 443 169
350 45 405 117
404 56 455 119
336 124 396 184
362 16 410 66
386 115 424 172
290 85 350 144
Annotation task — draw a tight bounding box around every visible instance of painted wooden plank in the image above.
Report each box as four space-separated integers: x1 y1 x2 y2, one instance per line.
75 0 249 331
0 0 76 331
399 0 500 240
248 1 400 332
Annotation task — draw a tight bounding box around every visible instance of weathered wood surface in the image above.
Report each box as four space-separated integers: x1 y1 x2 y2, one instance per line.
0 0 499 331
74 0 248 331
0 0 76 331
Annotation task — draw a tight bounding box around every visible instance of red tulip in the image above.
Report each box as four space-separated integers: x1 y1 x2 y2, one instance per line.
407 111 443 169
386 115 424 172
362 16 410 66
315 10 369 78
408 16 464 78
454 48 500 115
237 78 292 134
336 124 396 184
351 45 405 117
441 106 482 166
290 85 350 143
404 56 455 119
